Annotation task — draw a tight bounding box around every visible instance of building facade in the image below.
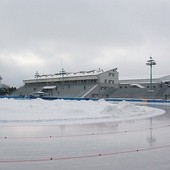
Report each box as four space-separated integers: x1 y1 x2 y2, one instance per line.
16 68 119 98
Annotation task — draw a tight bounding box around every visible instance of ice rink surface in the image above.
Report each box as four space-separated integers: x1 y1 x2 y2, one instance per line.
0 102 170 170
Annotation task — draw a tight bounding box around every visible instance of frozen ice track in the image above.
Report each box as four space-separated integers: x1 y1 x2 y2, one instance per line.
1 144 170 163
0 103 170 170
1 123 170 140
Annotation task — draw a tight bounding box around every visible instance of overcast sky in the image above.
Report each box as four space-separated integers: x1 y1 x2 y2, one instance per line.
0 0 170 87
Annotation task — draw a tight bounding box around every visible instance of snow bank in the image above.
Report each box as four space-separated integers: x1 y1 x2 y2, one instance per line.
0 99 165 125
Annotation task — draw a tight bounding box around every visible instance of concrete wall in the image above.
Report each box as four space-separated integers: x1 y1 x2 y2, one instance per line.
99 69 119 88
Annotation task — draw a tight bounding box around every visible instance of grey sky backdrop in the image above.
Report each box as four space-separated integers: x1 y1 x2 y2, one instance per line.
0 0 170 87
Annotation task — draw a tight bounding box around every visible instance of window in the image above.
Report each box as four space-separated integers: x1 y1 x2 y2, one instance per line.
108 80 114 84
109 73 114 77
105 79 107 83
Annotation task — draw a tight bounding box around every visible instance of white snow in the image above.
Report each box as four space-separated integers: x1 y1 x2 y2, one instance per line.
0 98 165 126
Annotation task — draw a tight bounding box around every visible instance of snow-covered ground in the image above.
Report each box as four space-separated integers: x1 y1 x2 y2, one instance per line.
0 98 165 126
0 99 169 170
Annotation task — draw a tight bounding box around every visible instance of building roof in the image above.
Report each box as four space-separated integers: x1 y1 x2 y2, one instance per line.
34 68 104 79
42 86 56 89
23 68 117 84
119 75 170 84
130 84 145 88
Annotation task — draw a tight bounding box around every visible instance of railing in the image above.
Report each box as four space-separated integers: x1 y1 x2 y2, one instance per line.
81 85 98 98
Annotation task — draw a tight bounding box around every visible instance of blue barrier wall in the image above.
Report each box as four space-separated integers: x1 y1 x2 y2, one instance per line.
1 96 170 103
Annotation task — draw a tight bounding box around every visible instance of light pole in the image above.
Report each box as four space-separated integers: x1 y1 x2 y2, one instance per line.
146 57 156 91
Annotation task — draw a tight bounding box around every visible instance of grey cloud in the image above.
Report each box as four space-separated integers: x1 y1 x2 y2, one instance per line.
0 0 170 86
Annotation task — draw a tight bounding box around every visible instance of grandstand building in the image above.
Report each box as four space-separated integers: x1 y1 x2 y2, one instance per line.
109 75 170 99
13 68 119 98
12 68 170 99
118 75 170 89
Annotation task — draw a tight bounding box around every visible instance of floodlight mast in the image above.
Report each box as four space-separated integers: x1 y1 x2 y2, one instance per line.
146 57 156 91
